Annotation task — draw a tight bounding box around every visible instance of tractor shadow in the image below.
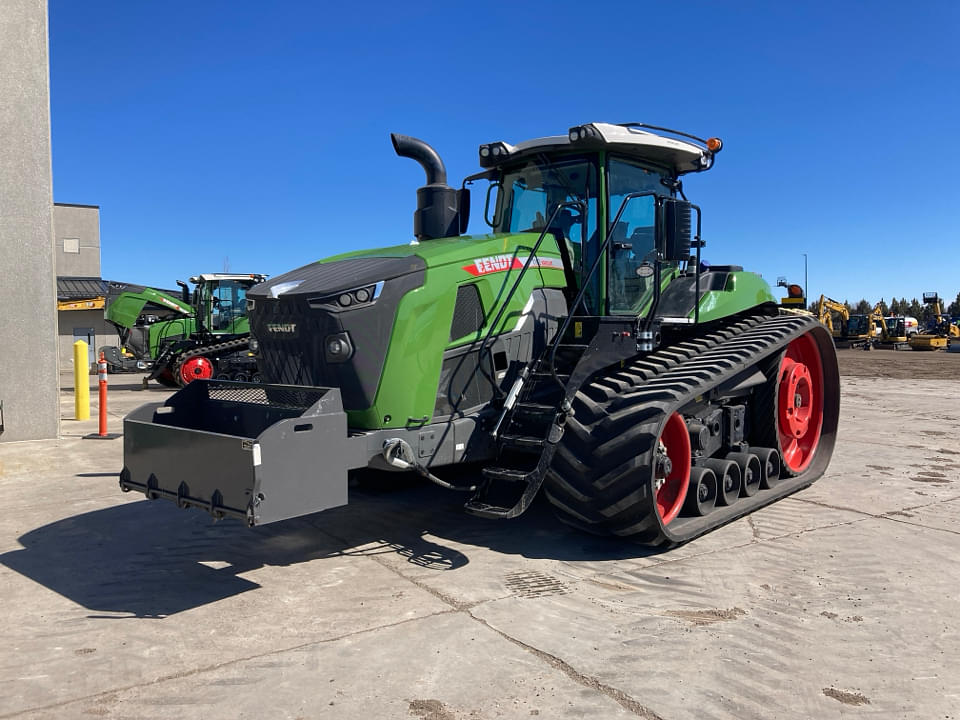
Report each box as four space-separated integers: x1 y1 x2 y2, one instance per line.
0 473 664 618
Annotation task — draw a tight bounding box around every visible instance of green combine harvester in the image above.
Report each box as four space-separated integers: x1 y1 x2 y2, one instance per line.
120 122 839 546
103 274 266 386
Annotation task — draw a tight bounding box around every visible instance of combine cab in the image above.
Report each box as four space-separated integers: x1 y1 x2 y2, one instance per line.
121 123 839 546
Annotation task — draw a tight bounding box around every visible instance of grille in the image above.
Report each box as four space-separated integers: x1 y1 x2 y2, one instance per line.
450 284 484 341
204 381 328 410
253 297 332 388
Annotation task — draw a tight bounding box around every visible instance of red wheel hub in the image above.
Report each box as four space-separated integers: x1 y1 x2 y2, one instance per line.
656 412 692 525
179 356 213 385
777 333 824 473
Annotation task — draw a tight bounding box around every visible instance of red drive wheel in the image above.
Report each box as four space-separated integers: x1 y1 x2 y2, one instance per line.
656 412 692 525
179 356 214 385
777 333 824 473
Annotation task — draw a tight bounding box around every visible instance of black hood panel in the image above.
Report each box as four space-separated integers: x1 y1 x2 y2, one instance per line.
249 255 426 413
250 256 426 299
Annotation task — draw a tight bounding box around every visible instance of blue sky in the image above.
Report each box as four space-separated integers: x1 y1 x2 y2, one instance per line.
49 1 959 306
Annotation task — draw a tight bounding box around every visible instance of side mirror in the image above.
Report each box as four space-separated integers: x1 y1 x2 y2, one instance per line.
663 200 693 264
484 181 502 227
458 188 471 234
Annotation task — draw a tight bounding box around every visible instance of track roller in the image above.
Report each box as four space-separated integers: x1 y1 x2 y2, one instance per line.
683 466 717 516
728 452 761 497
701 458 741 506
752 447 781 489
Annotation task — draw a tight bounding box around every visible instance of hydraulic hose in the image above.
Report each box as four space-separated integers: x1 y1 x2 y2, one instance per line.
382 438 476 492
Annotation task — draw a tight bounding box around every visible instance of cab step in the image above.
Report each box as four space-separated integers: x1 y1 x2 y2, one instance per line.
499 433 546 453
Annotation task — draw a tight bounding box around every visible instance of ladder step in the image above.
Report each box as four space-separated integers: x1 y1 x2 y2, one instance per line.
531 371 570 381
555 342 589 349
500 433 546 453
481 466 531 483
513 401 558 418
464 500 516 518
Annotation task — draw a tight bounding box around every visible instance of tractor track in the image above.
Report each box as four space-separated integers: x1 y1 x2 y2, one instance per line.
173 337 252 379
545 312 840 546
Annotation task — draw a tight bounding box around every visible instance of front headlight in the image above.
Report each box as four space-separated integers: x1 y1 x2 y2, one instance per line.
248 337 260 354
324 332 353 363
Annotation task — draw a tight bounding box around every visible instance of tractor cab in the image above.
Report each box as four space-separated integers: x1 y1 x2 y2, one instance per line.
473 123 722 318
186 274 267 338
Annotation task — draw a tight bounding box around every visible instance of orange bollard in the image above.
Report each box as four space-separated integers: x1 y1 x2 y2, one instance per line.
98 351 108 436
85 351 119 440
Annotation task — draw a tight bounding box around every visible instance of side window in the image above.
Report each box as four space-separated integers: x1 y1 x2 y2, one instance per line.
607 159 671 314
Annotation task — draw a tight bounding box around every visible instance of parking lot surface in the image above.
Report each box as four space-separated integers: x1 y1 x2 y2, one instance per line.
1 354 958 719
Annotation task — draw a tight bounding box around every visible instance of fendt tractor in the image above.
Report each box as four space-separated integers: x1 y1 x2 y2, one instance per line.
121 123 839 547
99 285 193 372
104 274 267 386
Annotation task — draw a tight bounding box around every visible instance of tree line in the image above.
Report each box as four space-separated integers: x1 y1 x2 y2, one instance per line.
808 291 960 322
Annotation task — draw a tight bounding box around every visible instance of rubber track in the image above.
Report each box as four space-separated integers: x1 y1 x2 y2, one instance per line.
171 337 251 385
543 312 839 547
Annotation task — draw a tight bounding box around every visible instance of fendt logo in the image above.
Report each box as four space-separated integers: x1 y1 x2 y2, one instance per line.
266 323 297 334
463 255 562 277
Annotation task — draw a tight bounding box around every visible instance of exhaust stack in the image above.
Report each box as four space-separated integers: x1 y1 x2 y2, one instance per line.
391 133 461 241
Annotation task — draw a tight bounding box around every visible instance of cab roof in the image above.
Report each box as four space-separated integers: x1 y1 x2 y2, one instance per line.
190 273 267 284
478 122 721 175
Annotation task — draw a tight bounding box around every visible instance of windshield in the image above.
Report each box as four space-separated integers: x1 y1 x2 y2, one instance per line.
495 157 596 234
884 317 904 335
847 316 867 335
209 280 251 332
492 156 601 311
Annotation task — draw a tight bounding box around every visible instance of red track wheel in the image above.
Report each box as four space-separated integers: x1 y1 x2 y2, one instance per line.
776 333 824 473
656 412 692 525
179 356 214 385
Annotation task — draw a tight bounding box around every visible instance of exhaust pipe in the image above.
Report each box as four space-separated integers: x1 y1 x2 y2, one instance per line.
391 133 448 186
391 133 463 241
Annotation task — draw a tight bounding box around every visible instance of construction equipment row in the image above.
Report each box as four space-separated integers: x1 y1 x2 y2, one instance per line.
816 293 958 351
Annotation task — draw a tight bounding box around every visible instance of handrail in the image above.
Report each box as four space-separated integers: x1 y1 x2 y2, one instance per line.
475 201 586 396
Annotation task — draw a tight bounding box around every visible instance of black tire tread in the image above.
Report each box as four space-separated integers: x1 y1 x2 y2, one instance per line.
544 312 835 546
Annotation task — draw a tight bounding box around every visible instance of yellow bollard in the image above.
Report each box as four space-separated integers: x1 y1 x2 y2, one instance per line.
73 340 90 420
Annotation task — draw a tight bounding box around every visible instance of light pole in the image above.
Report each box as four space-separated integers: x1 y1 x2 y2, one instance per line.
803 253 808 302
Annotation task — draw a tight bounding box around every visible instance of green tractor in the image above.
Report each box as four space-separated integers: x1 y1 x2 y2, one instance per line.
103 274 266 386
120 123 839 546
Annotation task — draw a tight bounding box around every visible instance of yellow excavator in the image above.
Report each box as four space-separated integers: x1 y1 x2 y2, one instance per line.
844 313 874 348
909 293 960 351
816 295 868 348
875 316 909 349
816 295 849 339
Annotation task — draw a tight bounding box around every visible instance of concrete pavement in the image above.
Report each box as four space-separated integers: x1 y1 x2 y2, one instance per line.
0 373 957 719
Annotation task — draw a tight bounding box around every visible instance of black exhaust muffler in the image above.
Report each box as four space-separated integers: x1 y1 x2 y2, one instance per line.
391 133 462 241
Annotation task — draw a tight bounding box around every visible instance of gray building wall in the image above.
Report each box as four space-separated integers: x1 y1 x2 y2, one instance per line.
0 0 60 442
57 310 115 372
53 204 115 370
54 203 101 277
